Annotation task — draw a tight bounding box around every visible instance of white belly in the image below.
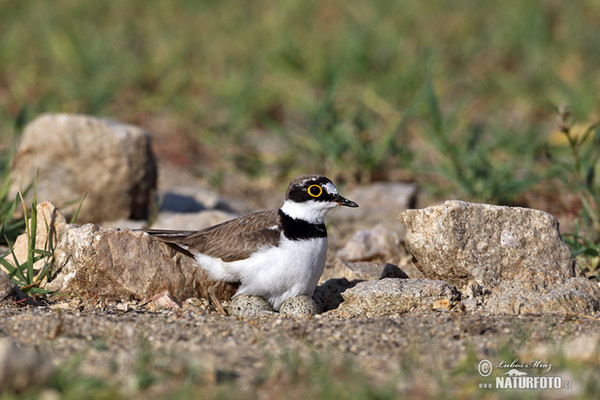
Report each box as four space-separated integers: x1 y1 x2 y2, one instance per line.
193 237 328 310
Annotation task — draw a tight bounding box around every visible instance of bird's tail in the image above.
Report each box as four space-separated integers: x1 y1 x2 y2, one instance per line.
137 229 196 257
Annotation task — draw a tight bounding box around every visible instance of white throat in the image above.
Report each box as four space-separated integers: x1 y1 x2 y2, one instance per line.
280 199 336 224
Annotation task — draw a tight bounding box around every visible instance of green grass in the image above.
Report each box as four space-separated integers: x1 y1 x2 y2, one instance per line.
546 105 600 273
552 105 600 231
1 1 599 187
0 175 55 296
0 167 86 296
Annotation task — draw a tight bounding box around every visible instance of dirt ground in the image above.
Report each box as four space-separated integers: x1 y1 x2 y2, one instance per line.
2 296 599 397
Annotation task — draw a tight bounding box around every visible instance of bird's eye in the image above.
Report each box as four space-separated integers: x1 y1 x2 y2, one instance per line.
307 184 323 198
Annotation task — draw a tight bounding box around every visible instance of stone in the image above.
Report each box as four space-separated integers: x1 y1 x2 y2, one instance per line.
336 224 402 262
325 261 410 282
279 295 320 316
399 200 578 288
10 113 157 223
399 200 600 314
312 278 359 312
459 298 481 313
0 270 14 300
0 338 54 392
43 213 238 301
380 263 410 279
461 280 487 299
143 291 183 310
431 298 452 311
484 275 600 314
228 294 274 317
329 261 389 281
332 278 460 317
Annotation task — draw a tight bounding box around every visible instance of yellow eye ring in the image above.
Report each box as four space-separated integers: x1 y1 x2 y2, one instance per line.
307 184 323 198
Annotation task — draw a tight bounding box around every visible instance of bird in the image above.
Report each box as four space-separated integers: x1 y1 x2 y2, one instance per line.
143 174 358 311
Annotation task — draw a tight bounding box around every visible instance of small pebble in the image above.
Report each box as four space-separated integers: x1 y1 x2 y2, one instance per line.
279 295 320 316
379 263 409 279
146 291 182 310
228 294 274 317
431 298 452 311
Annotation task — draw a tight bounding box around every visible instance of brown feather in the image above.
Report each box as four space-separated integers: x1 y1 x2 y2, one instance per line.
144 209 281 262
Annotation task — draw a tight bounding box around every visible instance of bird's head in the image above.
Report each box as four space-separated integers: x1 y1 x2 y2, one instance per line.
281 174 358 223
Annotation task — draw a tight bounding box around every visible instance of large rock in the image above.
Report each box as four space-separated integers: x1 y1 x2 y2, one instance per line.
483 270 599 314
45 222 238 301
399 200 600 314
11 113 157 223
6 204 239 301
331 278 460 317
399 200 578 289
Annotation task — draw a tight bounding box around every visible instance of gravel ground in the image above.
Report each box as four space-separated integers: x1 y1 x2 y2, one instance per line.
2 297 599 397
2 173 599 398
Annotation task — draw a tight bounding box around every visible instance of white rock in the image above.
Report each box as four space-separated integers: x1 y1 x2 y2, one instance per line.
399 200 600 314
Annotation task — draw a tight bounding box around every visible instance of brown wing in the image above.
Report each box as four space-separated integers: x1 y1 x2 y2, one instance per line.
143 209 281 262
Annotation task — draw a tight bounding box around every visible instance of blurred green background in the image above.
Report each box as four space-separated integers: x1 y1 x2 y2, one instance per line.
0 0 599 208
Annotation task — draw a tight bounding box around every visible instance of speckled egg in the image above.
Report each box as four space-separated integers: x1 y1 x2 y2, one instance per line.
228 294 274 317
279 295 320 316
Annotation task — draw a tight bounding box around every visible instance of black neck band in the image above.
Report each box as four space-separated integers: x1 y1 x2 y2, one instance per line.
278 210 327 240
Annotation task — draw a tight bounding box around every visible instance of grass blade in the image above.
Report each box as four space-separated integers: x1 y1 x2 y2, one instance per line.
70 191 88 224
0 255 25 285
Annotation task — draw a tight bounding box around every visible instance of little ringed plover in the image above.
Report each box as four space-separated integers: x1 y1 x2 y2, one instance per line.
144 174 358 310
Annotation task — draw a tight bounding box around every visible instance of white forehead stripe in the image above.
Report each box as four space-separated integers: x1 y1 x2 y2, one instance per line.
323 182 337 195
